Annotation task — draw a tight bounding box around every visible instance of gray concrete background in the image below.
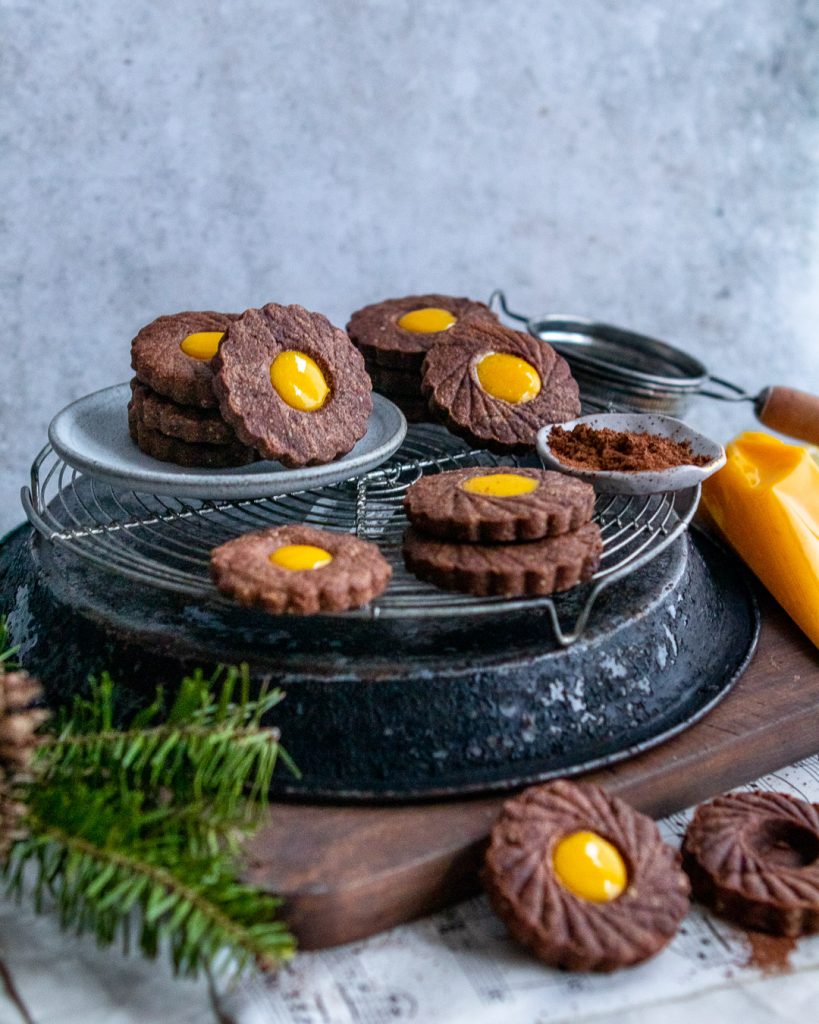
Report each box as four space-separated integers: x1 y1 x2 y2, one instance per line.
2 0 818 537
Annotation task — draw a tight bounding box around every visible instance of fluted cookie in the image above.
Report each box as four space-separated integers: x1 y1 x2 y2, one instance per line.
404 467 596 542
211 524 392 614
129 380 239 445
421 319 581 452
483 780 690 971
127 403 257 468
213 303 373 467
682 791 819 936
131 310 239 408
347 293 495 372
402 520 602 597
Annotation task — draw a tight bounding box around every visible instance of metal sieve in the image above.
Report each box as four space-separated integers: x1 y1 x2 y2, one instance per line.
490 291 819 444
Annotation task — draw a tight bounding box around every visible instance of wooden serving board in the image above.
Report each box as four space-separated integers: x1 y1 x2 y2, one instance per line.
242 587 819 950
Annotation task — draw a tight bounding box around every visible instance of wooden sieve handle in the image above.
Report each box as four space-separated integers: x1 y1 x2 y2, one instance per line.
755 386 819 446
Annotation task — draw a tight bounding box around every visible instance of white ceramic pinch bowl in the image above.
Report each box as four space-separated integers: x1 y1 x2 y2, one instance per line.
536 412 726 494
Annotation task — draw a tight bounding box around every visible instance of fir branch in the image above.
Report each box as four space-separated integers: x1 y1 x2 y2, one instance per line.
7 825 294 975
40 665 300 819
1 648 299 979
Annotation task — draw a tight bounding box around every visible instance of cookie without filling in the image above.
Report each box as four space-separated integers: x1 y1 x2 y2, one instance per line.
682 791 819 936
131 310 239 408
127 403 257 468
212 303 373 467
129 380 239 445
210 524 392 614
483 780 690 971
404 466 596 542
402 520 602 597
421 319 581 451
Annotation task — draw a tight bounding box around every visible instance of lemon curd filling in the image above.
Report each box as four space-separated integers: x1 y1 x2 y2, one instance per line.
179 331 225 360
476 352 541 404
269 544 333 571
269 351 329 412
552 831 628 902
397 307 457 333
461 473 539 497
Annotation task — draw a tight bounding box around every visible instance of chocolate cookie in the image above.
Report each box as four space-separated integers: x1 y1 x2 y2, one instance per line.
362 363 433 421
421 319 581 452
127 402 256 468
682 791 819 936
347 294 495 371
364 361 427 399
131 310 239 408
210 524 392 614
404 467 596 542
483 780 690 971
402 521 602 597
212 304 373 467
130 380 238 445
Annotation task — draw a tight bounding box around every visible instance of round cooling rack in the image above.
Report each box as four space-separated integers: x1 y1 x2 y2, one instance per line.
22 423 700 646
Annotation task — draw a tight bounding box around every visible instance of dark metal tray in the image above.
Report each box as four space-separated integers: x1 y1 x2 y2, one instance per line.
0 521 758 801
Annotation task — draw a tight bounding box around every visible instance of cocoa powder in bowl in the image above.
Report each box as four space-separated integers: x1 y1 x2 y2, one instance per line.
549 423 711 472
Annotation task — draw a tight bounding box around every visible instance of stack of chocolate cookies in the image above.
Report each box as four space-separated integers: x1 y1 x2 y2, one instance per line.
347 293 582 451
346 293 496 422
129 303 373 469
402 466 602 597
129 311 256 467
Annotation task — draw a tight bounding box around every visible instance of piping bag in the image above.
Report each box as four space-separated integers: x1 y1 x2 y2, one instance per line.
702 432 819 648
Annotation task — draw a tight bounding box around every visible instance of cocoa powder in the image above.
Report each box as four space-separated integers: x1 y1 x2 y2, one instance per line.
745 931 797 975
549 423 711 472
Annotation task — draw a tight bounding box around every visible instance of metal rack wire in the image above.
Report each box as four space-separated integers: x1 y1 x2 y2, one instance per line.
22 424 699 646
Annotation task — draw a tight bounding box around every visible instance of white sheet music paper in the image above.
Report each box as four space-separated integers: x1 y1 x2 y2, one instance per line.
226 756 819 1024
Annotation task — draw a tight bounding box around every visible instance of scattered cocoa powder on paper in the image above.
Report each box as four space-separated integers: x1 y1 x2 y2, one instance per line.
549 423 712 472
745 931 797 974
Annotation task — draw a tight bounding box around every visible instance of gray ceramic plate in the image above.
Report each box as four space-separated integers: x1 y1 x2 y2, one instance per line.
49 383 407 499
536 412 726 494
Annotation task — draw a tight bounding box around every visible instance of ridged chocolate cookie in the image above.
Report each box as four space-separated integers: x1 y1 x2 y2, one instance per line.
402 521 602 597
682 791 819 936
210 524 392 614
483 780 690 971
404 467 596 542
347 293 495 371
127 403 257 468
421 319 581 452
131 310 239 408
213 303 373 467
129 380 238 445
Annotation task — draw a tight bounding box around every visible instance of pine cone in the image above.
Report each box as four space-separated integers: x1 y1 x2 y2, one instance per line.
0 671 49 770
0 670 48 860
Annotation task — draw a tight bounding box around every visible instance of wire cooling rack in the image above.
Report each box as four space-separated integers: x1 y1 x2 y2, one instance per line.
22 424 699 645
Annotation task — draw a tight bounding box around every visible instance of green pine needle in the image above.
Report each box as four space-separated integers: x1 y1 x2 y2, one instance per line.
0 619 299 979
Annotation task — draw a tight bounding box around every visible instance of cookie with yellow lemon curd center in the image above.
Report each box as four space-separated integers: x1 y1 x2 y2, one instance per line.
212 303 373 467
404 467 596 542
131 310 239 408
210 524 392 614
482 780 690 972
421 319 581 452
347 293 496 371
402 520 602 597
